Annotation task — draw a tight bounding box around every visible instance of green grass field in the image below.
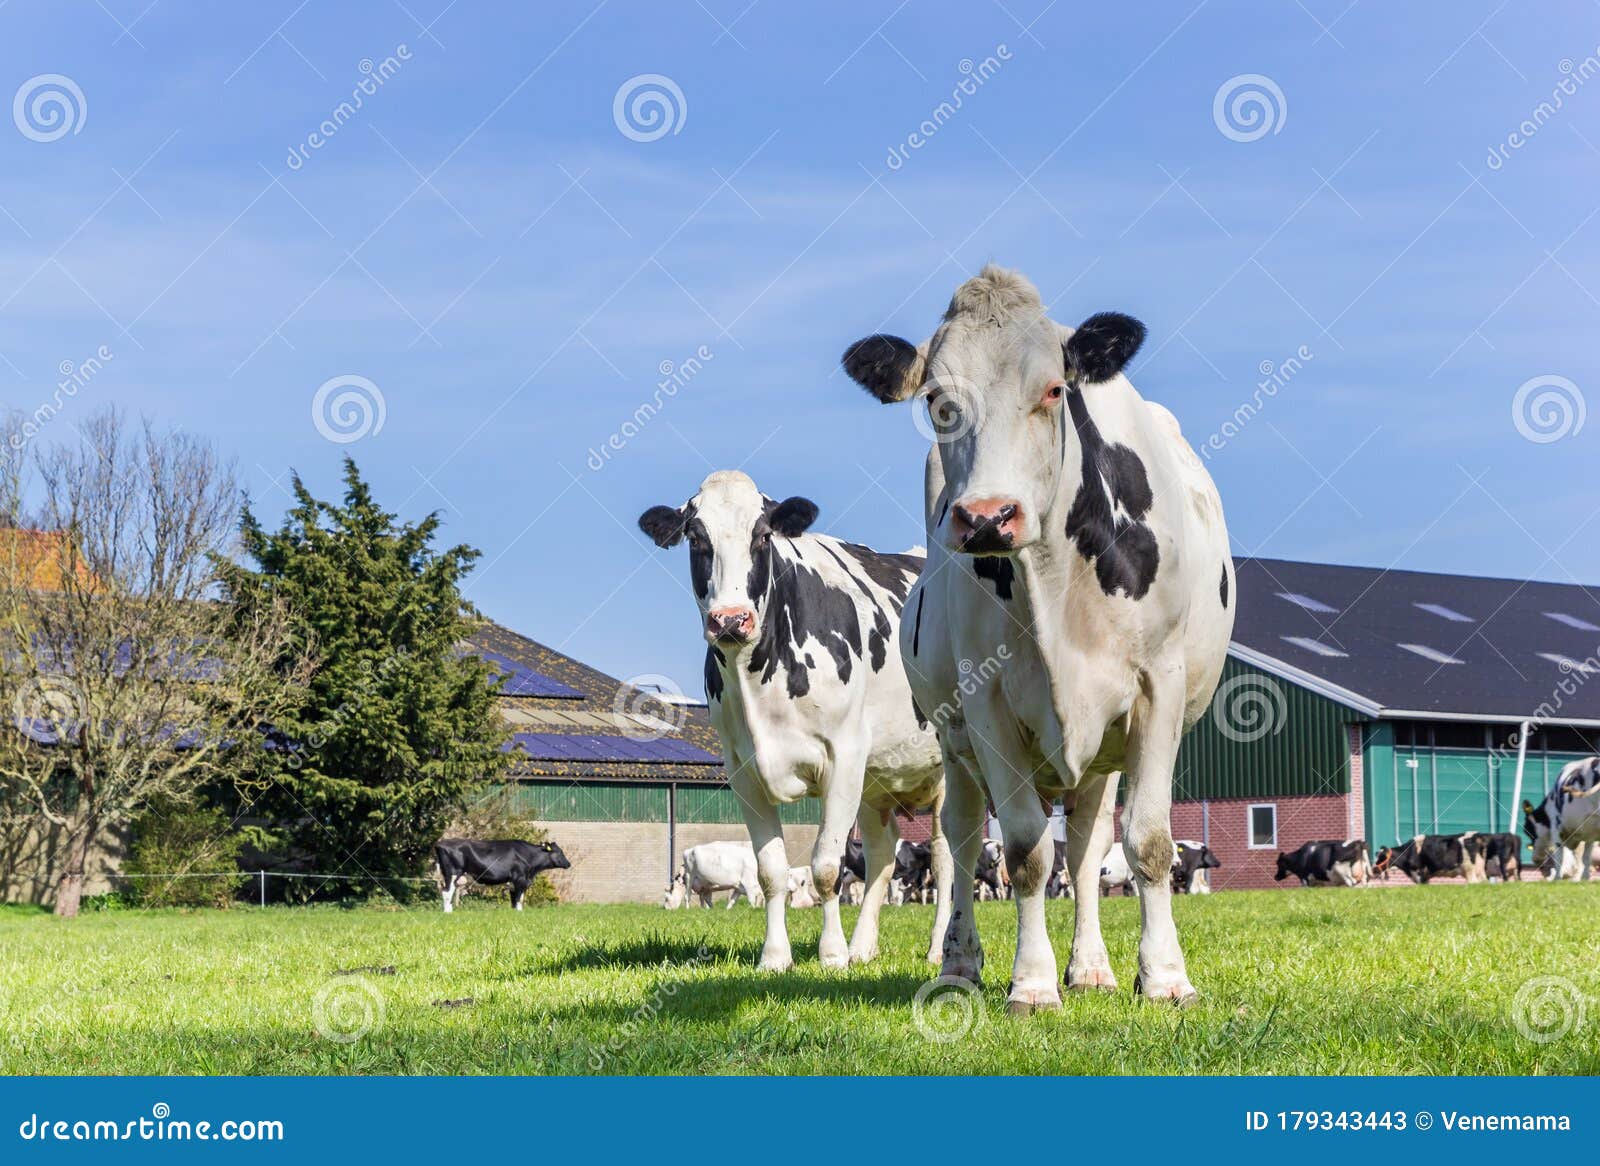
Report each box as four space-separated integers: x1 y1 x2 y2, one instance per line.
1 884 1593 1075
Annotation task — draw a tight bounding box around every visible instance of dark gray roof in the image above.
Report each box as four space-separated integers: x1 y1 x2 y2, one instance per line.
1232 558 1600 723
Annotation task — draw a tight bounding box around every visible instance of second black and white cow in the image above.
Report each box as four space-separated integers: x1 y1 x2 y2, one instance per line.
1524 756 1600 881
1374 834 1486 883
1274 840 1370 887
1172 840 1221 894
640 471 951 969
435 838 570 912
1478 832 1523 881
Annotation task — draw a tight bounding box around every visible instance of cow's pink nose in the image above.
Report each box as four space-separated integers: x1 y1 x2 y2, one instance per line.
950 497 1023 552
706 606 756 640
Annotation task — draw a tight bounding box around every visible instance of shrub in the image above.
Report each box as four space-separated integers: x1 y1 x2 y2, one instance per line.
123 805 248 908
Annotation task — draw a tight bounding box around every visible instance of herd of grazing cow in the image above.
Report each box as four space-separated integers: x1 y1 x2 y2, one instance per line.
432 268 1600 1015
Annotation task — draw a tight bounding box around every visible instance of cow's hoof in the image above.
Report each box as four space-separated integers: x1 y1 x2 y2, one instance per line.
1133 972 1197 1006
1065 966 1119 993
758 949 793 972
818 947 849 971
1004 984 1062 1016
939 953 983 984
847 945 878 965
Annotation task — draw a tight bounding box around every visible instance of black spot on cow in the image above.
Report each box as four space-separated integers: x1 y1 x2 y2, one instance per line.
973 555 1014 600
816 541 902 673
704 645 725 703
911 696 928 729
1219 563 1229 608
1063 388 1160 600
748 552 863 698
911 590 925 657
837 540 922 611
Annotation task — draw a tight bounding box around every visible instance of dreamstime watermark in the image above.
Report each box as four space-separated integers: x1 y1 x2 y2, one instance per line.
1200 345 1313 459
13 74 86 142
1511 375 1584 444
614 674 689 742
285 46 412 171
586 345 713 470
6 345 113 455
912 975 983 1043
11 674 86 733
586 944 712 1069
1485 49 1600 172
914 368 986 446
16 1103 284 1143
612 74 687 142
312 974 386 1043
884 46 1013 171
1512 974 1587 1044
1211 673 1287 743
1212 74 1286 142
312 374 386 444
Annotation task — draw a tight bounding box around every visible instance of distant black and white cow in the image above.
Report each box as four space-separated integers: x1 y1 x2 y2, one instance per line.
975 838 1005 900
1274 839 1370 887
680 841 763 908
842 266 1234 1009
1374 834 1486 883
1478 832 1523 881
890 840 933 904
435 838 570 912
640 472 951 969
1524 757 1600 881
1173 840 1221 894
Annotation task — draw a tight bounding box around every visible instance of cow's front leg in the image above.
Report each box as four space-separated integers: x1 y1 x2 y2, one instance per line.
813 750 864 969
1582 841 1595 882
924 781 955 964
1064 769 1119 992
1123 667 1195 1005
512 883 526 911
440 873 456 913
849 806 896 963
739 787 792 971
938 752 985 983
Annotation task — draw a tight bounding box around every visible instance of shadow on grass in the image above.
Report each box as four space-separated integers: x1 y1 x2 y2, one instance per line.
529 930 761 973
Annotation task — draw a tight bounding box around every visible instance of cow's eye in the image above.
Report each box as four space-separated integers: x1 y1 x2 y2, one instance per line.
1040 381 1066 406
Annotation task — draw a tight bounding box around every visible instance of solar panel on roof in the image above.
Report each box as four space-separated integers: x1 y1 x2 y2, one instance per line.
1397 643 1463 665
1545 612 1600 632
1276 591 1338 614
1414 602 1474 623
508 732 719 764
1537 652 1596 675
470 647 586 698
1281 635 1347 658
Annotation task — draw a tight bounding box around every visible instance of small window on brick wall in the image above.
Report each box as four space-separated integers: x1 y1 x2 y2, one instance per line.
1247 803 1277 849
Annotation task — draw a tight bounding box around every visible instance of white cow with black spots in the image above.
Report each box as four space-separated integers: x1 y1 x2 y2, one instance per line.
640 471 951 969
842 265 1235 1011
1525 756 1600 880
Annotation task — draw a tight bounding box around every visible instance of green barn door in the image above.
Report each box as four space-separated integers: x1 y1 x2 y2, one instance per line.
1432 748 1491 835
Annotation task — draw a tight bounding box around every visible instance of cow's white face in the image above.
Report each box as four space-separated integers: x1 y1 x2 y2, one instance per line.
638 470 817 646
842 267 1146 558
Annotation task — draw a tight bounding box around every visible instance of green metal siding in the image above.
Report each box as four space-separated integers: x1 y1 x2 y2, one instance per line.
1174 657 1361 800
503 781 669 822
496 780 821 826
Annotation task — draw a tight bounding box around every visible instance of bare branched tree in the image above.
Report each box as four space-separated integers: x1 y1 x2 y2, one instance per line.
0 410 310 916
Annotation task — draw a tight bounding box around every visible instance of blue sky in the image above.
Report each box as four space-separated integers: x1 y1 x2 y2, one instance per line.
2 1 1597 692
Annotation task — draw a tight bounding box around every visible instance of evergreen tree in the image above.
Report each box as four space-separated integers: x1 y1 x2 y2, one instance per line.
219 458 506 898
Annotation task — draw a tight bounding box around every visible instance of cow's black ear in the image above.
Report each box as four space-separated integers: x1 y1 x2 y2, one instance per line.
1064 312 1146 384
768 496 818 537
841 334 925 403
638 505 687 548
1522 799 1535 814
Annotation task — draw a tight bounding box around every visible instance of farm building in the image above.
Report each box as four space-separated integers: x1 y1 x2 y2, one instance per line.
470 622 826 904
1174 557 1600 889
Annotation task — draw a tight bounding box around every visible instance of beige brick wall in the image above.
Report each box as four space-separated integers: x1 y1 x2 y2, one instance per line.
1 821 126 905
530 820 819 903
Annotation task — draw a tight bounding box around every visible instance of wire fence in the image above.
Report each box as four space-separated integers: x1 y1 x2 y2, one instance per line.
105 869 443 907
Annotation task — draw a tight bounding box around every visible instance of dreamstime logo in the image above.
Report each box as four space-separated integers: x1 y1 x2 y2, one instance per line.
1200 345 1313 460
312 375 386 444
13 74 86 142
12 674 85 731
1212 74 1286 142
614 675 688 742
7 344 114 454
912 976 982 1043
285 46 412 172
587 345 713 471
312 976 385 1043
1211 673 1287 742
1512 375 1585 444
884 46 1012 171
1512 975 1585 1044
612 74 686 142
914 370 985 445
